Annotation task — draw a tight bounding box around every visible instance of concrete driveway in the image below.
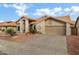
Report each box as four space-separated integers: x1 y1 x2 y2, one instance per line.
0 34 68 55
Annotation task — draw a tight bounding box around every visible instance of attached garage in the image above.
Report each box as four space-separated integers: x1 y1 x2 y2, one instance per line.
45 18 66 36
33 16 72 36
45 26 66 35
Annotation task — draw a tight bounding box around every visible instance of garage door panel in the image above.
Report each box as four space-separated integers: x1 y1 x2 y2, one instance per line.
45 26 66 35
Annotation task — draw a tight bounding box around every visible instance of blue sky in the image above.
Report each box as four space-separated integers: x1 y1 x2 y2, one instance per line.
0 3 79 22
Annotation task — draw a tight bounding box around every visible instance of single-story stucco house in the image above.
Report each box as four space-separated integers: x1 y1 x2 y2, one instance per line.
16 15 73 36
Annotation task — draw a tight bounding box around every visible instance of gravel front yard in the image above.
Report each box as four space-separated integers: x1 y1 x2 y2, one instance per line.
0 33 32 42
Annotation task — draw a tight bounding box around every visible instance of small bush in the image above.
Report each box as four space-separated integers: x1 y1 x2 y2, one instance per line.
5 28 16 36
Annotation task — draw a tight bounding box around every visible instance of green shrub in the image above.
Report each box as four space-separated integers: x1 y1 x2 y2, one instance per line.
5 28 16 36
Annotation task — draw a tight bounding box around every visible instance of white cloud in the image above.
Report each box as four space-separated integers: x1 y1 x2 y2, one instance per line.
0 20 4 22
1 3 79 19
13 3 28 16
2 3 30 17
34 6 79 17
64 8 71 12
15 10 27 16
71 6 79 12
52 7 62 12
34 7 62 16
64 6 79 15
3 4 10 8
34 8 51 16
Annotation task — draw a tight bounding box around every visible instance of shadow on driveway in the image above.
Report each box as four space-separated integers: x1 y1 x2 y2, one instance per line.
0 51 8 55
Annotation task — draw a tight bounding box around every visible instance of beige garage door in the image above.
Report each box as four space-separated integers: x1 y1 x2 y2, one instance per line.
45 26 66 35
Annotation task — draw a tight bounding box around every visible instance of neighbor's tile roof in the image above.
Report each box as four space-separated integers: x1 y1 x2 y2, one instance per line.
0 21 16 27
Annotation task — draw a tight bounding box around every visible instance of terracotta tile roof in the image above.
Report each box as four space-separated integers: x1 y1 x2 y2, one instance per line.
29 19 37 24
30 16 73 24
56 16 73 24
16 16 31 23
0 21 16 27
16 15 37 24
16 15 73 25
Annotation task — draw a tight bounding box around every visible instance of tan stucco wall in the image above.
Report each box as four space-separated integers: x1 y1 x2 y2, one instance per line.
18 18 29 33
66 23 71 36
8 27 16 31
36 20 45 34
45 19 65 26
0 27 6 30
20 19 24 33
36 19 66 35
25 20 29 33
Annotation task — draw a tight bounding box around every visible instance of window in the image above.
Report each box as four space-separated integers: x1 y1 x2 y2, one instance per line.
17 26 20 31
23 20 25 24
23 20 26 33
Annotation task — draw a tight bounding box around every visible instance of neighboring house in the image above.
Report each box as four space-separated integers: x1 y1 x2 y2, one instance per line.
16 15 73 36
0 21 16 31
74 16 79 36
